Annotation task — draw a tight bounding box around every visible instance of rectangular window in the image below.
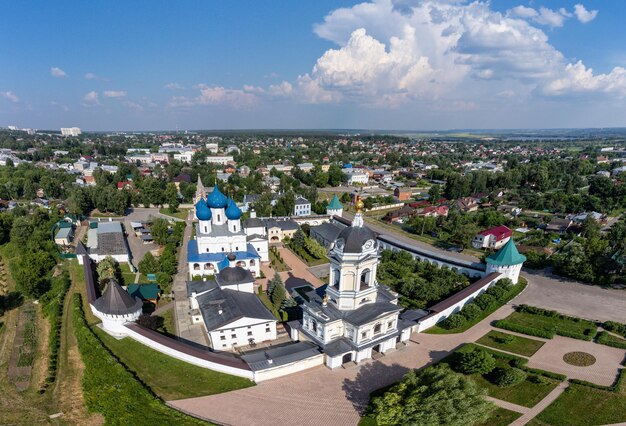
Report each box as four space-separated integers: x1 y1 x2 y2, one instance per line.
361 331 368 339
231 334 236 338
220 336 226 340
247 331 253 336
222 344 227 348
388 321 394 328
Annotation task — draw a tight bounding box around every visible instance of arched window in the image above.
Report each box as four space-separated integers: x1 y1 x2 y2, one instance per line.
360 269 371 286
217 214 221 222
204 226 208 233
374 323 381 334
204 263 212 270
236 261 245 267
333 269 340 287
249 259 256 266
193 263 200 270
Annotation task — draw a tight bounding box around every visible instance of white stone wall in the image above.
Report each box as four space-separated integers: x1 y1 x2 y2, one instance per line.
254 354 324 382
211 320 277 351
122 325 254 379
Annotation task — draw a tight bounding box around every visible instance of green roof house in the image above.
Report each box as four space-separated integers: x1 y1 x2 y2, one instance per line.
127 283 161 304
326 194 344 217
485 239 526 284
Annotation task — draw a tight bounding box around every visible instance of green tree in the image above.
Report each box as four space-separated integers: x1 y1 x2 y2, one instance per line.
455 348 496 375
165 183 180 213
267 273 286 311
10 216 33 246
96 256 120 285
138 252 160 275
492 367 527 388
15 251 56 298
150 218 170 246
428 184 442 203
371 364 494 426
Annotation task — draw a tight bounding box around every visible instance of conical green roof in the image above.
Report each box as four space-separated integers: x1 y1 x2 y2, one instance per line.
327 194 343 210
486 239 526 266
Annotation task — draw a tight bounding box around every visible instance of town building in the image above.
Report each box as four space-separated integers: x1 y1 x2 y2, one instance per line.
294 197 311 217
206 155 234 165
299 198 412 368
472 225 512 250
187 255 277 351
80 221 131 264
344 169 369 185
61 127 81 136
394 187 413 201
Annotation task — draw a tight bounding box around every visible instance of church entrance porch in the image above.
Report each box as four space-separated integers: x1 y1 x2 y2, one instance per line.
371 344 384 360
342 352 353 364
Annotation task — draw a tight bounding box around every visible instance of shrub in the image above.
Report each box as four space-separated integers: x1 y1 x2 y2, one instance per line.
485 285 506 301
440 313 466 330
474 293 496 311
603 321 626 337
492 367 527 388
495 319 555 339
495 278 513 291
495 334 516 345
456 348 496 375
596 331 626 350
461 303 483 321
529 374 549 385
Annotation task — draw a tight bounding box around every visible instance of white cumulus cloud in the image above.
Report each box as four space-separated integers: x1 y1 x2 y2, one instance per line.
103 90 127 98
170 85 256 108
544 61 626 96
85 72 97 80
164 82 184 90
83 91 99 105
574 4 598 23
2 91 19 103
51 67 67 78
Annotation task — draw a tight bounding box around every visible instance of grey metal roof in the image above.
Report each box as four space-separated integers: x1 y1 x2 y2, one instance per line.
295 197 310 205
93 279 142 315
216 266 254 287
75 240 89 256
186 280 213 297
95 231 129 256
241 342 321 371
310 222 343 243
337 226 377 254
244 217 264 228
321 337 354 357
97 221 123 234
197 286 276 331
303 285 400 326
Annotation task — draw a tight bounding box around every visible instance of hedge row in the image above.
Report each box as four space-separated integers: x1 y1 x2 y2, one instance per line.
494 320 555 339
39 271 71 392
603 321 626 338
71 294 205 426
515 305 597 341
569 368 626 392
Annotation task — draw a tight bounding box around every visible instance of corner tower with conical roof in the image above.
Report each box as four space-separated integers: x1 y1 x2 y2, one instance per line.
485 239 526 284
326 194 343 217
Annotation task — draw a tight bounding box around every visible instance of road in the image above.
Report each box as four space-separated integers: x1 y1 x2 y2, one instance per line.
342 211 481 263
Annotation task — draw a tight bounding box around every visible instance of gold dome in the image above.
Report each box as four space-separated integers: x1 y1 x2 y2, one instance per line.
355 196 364 213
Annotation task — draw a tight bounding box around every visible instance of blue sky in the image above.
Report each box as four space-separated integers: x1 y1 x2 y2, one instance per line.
1 0 625 131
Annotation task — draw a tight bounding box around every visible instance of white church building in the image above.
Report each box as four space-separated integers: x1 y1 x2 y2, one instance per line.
299 197 413 368
188 176 268 279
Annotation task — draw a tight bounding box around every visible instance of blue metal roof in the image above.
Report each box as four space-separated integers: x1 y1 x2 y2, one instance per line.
187 240 260 263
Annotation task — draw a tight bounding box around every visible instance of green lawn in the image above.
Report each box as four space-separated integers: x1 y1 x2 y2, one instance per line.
476 330 545 357
287 245 328 267
469 357 561 408
269 249 291 272
476 407 522 426
159 208 190 221
156 309 176 337
596 331 626 349
501 309 596 340
94 327 254 400
118 262 137 286
533 383 626 425
425 279 527 334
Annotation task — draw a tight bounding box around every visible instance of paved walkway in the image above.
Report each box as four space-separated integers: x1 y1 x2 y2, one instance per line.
172 219 208 346
275 247 324 291
485 397 529 414
510 381 569 426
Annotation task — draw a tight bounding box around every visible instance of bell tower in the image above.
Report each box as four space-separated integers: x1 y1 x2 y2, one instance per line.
326 196 379 311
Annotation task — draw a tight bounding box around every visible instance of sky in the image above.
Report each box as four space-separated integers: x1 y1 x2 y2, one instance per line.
1 0 626 131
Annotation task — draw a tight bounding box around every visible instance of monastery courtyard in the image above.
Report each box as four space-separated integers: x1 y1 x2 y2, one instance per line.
169 272 626 426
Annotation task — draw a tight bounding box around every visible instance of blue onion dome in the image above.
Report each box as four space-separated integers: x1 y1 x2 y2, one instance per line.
206 183 228 208
225 198 242 220
195 198 212 221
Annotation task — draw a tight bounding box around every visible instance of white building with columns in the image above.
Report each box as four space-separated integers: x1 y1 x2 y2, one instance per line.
299 197 412 369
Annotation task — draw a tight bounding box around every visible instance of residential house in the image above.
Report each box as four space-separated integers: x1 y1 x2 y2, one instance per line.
472 225 512 250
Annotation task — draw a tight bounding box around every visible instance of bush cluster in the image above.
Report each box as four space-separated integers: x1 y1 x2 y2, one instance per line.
512 304 597 340
491 367 527 388
71 294 205 425
603 321 626 337
455 348 496 375
39 271 70 392
440 279 523 331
